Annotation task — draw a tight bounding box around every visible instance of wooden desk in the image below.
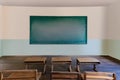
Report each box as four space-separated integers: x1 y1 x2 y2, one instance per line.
2 70 41 80
24 57 47 73
81 71 116 80
51 57 72 72
7 73 36 80
77 57 100 72
51 71 80 80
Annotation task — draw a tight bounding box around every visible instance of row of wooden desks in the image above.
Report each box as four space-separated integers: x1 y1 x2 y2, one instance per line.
24 57 100 73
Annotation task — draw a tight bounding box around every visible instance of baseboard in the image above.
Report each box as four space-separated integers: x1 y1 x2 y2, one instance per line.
1 55 109 57
102 55 120 64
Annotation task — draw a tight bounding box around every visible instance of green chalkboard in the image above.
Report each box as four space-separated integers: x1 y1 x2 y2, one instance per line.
30 16 87 44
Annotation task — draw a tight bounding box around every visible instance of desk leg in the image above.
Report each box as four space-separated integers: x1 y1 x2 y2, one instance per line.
69 64 72 72
51 64 54 71
76 60 80 72
25 64 28 69
77 65 80 72
93 64 97 71
43 64 46 74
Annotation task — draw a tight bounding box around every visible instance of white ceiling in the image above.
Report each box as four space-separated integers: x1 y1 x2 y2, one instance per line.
0 0 118 7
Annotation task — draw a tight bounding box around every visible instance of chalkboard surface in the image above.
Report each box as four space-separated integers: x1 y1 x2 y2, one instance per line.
30 16 87 44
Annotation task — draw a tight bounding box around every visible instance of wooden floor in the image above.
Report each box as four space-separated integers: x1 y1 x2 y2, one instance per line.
0 56 120 80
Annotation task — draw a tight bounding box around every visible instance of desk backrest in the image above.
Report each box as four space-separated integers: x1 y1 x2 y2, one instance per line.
1 69 40 80
51 71 80 80
83 71 116 80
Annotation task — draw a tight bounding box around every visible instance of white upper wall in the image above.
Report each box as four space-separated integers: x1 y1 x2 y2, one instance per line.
0 5 2 39
107 0 120 40
2 6 106 40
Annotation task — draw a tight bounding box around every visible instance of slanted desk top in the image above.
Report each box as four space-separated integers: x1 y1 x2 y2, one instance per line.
77 57 100 63
52 57 72 62
24 57 46 63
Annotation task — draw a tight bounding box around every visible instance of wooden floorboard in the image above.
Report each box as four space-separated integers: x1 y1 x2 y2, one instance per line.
0 56 120 80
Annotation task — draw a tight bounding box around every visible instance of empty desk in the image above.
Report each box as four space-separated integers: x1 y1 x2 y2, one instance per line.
51 57 72 72
1 69 41 80
77 57 100 72
24 57 47 73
